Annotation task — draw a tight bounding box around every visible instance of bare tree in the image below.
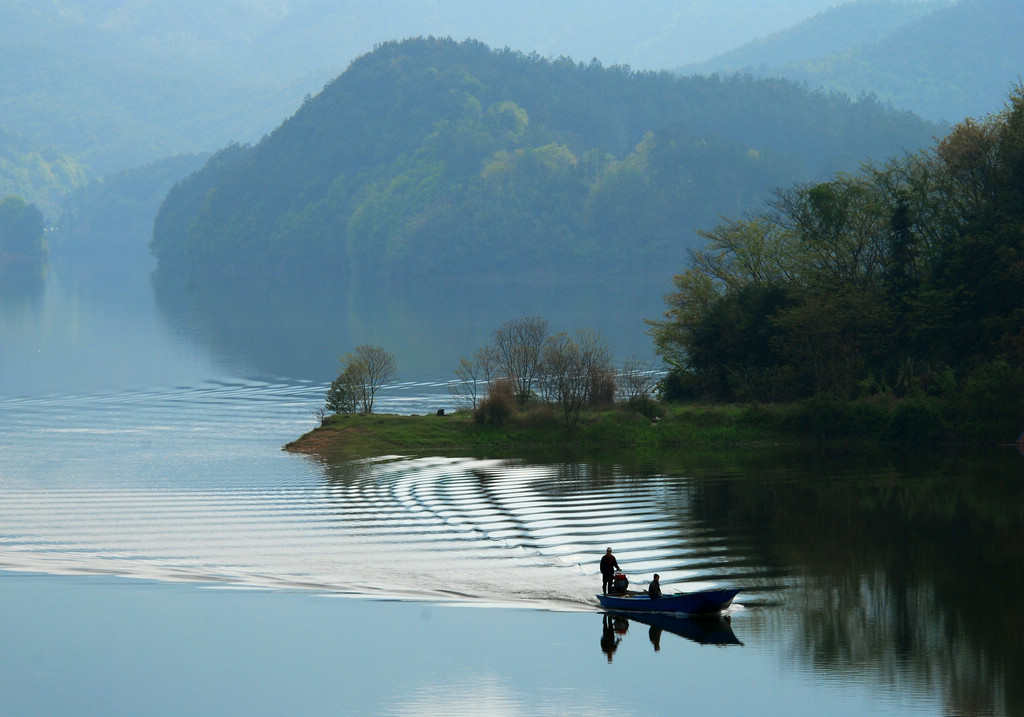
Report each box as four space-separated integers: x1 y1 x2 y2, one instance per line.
619 355 658 403
449 357 482 409
449 345 502 410
354 344 397 412
574 327 615 406
539 327 613 426
473 344 500 387
540 331 590 426
493 316 549 404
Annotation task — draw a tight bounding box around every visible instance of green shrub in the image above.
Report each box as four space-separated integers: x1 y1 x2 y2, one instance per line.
888 398 945 442
623 395 663 420
779 396 854 440
519 402 558 429
957 362 1024 442
659 369 703 402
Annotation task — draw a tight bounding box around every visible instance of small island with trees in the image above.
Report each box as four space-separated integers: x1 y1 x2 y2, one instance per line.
288 84 1024 460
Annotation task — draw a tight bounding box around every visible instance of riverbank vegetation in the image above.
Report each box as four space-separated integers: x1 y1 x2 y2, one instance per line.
287 401 784 459
650 84 1024 444
294 86 1024 457
288 390 1017 460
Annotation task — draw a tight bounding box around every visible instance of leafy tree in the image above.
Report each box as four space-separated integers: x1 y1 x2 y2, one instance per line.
325 345 397 414
325 363 362 415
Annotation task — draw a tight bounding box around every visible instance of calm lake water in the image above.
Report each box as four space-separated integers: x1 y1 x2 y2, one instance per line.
2 257 1022 716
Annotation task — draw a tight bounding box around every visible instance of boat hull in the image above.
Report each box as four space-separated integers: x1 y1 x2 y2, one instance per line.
596 587 739 614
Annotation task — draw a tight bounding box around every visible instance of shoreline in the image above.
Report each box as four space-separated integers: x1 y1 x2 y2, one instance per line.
283 404 805 460
284 396 1019 460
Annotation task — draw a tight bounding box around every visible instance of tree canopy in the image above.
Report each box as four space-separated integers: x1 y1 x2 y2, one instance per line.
650 85 1024 418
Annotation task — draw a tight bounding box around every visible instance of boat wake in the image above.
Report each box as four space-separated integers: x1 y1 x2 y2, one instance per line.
0 383 781 609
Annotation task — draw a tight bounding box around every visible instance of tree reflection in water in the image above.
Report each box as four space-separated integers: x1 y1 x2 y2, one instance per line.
686 447 1024 716
315 439 1023 714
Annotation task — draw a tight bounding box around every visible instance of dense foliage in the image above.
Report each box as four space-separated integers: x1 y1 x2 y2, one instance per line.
0 1 841 179
650 86 1024 440
151 37 939 284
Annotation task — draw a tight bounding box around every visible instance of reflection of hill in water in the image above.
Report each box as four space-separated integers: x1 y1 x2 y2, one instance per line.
152 271 664 382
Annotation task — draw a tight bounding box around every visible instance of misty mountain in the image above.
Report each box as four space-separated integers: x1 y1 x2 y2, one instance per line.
681 0 951 74
683 0 1024 123
0 1 325 178
151 38 941 289
56 153 209 265
2 1 845 180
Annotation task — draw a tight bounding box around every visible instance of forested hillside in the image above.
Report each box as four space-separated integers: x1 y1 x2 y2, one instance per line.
650 86 1024 439
151 37 940 285
685 0 1024 124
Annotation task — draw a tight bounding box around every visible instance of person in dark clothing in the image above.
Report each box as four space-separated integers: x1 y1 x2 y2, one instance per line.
600 547 620 594
648 573 662 599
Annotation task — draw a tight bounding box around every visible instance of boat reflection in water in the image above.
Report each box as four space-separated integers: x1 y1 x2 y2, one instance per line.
600 612 742 661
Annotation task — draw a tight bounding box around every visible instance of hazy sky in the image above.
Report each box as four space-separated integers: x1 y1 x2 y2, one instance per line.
208 0 849 75
395 0 846 68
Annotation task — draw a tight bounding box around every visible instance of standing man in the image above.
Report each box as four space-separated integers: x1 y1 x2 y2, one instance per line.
600 547 620 594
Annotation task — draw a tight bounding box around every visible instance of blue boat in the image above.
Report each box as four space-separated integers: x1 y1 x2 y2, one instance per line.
596 587 740 614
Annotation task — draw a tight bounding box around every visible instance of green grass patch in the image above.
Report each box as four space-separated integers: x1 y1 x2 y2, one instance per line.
284 402 798 460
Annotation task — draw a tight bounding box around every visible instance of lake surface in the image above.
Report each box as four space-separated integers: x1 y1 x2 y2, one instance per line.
2 257 1022 716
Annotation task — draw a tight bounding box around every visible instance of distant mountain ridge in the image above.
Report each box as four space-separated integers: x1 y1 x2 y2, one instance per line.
681 0 951 74
683 0 1023 123
0 0 838 181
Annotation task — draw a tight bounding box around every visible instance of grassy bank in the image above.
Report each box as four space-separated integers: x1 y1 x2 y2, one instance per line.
284 402 801 460
284 391 1023 461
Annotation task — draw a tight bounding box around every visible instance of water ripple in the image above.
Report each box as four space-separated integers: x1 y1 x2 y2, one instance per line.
0 382 784 609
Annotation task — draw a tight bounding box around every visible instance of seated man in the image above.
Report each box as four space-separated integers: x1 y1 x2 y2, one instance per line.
648 573 662 599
